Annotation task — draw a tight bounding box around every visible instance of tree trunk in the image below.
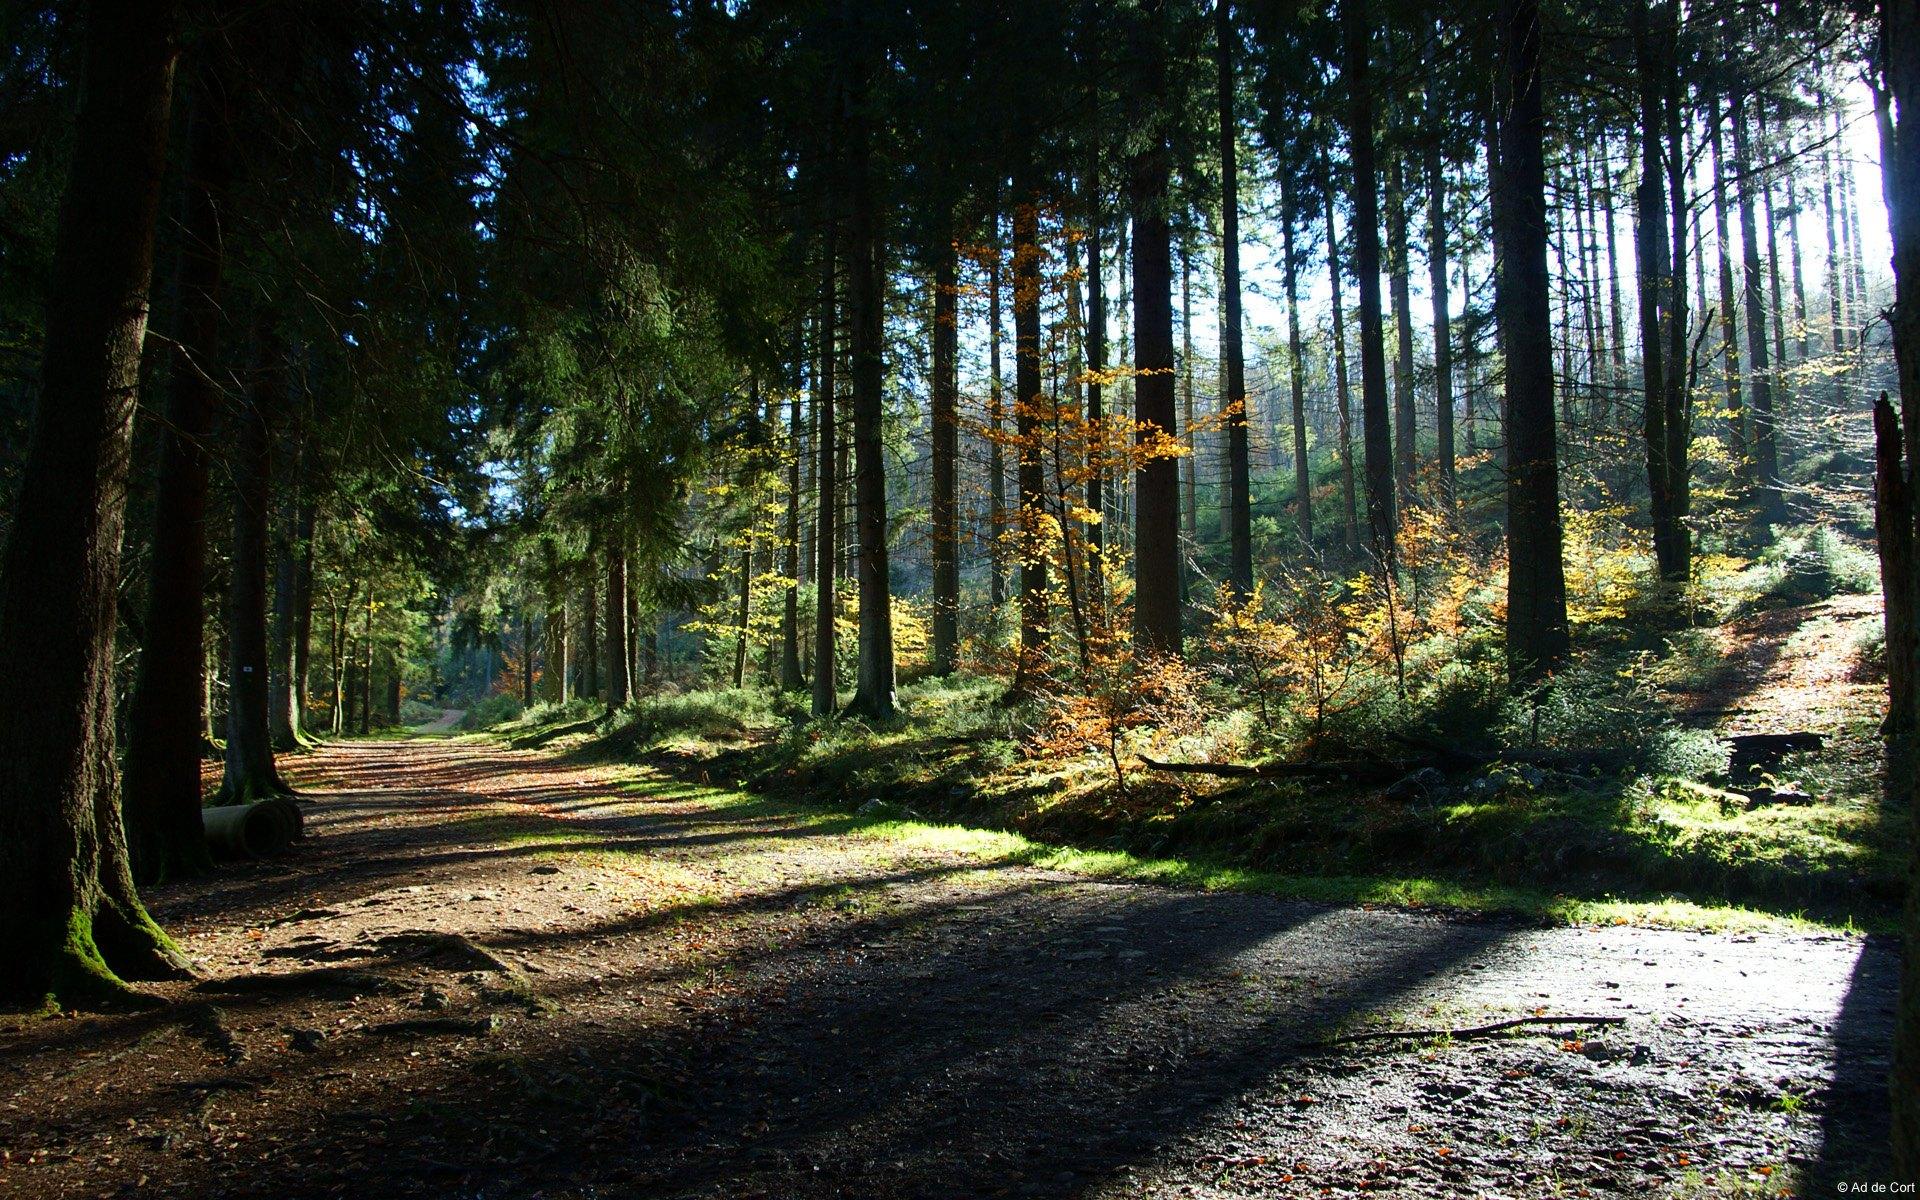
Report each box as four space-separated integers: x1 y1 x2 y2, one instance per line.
122 50 230 885
1880 395 1920 1171
1633 0 1686 583
1552 172 1578 431
1883 11 1920 1175
291 495 315 733
1343 0 1396 559
847 121 894 719
547 596 569 703
582 567 599 700
329 591 347 734
733 541 751 689
218 325 291 803
1497 0 1570 684
781 367 806 691
812 224 839 718
1283 182 1312 543
1387 152 1417 509
1115 217 1133 549
606 542 630 708
626 542 642 688
359 587 374 735
1838 113 1860 334
1660 2 1691 572
1600 134 1627 374
268 433 307 751
1823 144 1847 414
0 0 193 1008
1574 153 1602 387
1574 153 1603 421
1217 0 1252 596
1083 154 1107 610
931 241 959 675
1182 244 1200 543
1844 123 1870 325
1426 131 1455 509
1709 96 1746 464
1131 141 1182 654
1012 197 1050 688
1731 94 1784 524
381 654 398 724
1323 155 1360 554
1786 148 1811 364
1759 110 1788 378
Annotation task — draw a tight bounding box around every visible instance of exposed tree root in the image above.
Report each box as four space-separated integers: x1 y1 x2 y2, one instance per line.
377 930 517 974
195 966 407 997
366 1014 503 1037
179 1001 245 1063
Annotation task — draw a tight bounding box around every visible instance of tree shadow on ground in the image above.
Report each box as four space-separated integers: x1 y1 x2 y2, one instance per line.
1806 933 1897 1187
161 876 1518 1199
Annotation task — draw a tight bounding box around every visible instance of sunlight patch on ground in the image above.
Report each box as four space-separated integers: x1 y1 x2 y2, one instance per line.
574 774 1844 935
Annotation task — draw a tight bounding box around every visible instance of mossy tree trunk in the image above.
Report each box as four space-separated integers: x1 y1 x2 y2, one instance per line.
0 0 193 1009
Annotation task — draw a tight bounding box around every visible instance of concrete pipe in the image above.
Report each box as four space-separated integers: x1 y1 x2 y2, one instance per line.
202 802 295 859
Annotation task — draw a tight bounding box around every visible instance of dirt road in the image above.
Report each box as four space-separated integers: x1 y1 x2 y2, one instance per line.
0 738 1897 1197
412 707 465 734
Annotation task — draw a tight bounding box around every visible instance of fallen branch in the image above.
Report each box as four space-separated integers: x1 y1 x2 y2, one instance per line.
1326 1014 1627 1046
1137 756 1404 782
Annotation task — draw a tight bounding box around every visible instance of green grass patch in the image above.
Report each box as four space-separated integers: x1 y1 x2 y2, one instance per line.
452 671 1892 933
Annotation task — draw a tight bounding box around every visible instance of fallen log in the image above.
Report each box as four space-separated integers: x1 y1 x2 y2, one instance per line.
202 800 299 859
1136 756 1406 783
1326 1014 1626 1046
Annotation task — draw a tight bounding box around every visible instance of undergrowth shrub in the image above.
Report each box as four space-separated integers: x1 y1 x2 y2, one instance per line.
459 693 525 730
1037 645 1208 793
400 698 441 724
599 686 789 752
517 697 600 726
1728 525 1878 614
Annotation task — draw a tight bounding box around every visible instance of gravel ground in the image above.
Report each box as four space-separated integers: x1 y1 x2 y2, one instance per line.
0 738 1898 1198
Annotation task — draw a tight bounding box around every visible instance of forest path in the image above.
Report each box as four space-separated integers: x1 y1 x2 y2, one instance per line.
411 706 465 733
0 738 1896 1197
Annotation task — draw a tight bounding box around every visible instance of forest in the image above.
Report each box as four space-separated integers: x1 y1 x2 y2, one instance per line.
4 0 1920 1193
